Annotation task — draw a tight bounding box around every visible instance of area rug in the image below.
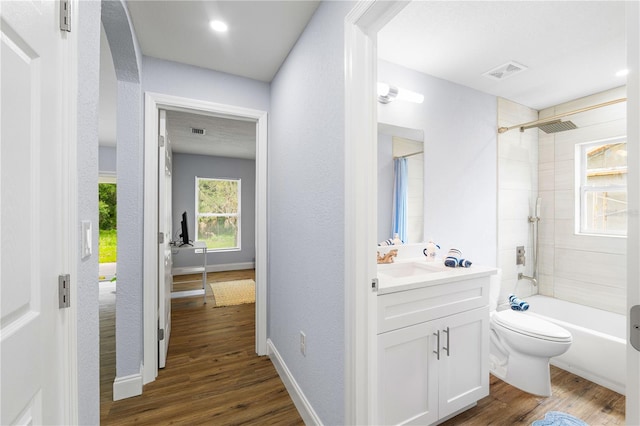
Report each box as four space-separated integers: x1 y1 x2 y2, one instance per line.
532 411 588 426
209 279 255 307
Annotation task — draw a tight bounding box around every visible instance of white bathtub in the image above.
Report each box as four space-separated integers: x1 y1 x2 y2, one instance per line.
524 295 626 395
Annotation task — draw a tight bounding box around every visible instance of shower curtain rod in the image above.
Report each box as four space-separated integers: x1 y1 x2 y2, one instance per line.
394 150 423 159
497 97 627 134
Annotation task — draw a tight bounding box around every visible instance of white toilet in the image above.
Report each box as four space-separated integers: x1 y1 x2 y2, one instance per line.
489 276 572 396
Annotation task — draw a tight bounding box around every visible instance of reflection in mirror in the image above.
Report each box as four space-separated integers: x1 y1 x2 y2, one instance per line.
377 123 424 244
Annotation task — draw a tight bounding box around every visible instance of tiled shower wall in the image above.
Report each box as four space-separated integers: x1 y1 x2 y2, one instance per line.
497 98 539 305
538 86 627 314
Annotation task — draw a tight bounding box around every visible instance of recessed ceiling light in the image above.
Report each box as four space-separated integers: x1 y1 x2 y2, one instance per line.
209 20 228 32
616 69 629 77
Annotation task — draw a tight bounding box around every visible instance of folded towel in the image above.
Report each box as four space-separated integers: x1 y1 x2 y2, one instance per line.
444 248 473 268
509 293 529 311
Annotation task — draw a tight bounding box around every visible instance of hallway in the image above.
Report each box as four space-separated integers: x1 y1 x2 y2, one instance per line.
100 270 302 424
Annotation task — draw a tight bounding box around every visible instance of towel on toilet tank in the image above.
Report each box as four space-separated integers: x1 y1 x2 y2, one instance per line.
509 293 529 311
444 248 472 268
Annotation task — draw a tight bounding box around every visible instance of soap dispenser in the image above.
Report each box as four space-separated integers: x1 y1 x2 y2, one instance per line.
392 233 402 245
423 239 439 262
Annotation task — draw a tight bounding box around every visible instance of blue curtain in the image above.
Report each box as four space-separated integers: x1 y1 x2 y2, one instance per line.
392 157 408 243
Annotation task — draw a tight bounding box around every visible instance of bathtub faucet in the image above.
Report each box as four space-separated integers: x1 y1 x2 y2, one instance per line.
518 272 538 286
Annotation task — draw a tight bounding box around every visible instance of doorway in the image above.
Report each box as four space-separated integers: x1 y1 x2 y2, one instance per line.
343 1 640 424
142 93 268 385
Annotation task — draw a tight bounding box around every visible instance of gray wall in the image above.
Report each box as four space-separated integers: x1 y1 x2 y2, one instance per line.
171 153 256 268
143 56 270 112
269 2 354 424
99 145 117 175
102 0 145 391
378 60 498 266
77 1 101 424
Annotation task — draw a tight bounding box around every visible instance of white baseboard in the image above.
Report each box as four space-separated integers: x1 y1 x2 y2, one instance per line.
267 339 322 426
172 262 255 276
112 363 143 401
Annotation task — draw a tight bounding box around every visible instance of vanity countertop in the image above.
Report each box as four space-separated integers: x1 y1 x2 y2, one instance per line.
377 257 497 295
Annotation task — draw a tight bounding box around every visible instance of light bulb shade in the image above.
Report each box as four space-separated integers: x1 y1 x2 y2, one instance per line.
377 82 423 104
396 87 424 103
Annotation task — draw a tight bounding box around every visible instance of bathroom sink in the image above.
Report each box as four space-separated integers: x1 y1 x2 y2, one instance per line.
377 261 442 279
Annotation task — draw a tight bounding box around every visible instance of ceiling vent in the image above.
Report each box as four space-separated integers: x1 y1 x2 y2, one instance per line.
190 127 206 135
483 61 528 81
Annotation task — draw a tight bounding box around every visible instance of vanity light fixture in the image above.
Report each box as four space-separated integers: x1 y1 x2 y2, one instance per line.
209 19 228 32
377 82 424 104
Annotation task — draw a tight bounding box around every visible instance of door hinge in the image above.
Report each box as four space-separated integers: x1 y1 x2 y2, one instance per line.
159 135 165 147
158 328 165 341
59 0 71 32
631 305 640 352
58 274 71 308
371 278 378 292
158 232 164 244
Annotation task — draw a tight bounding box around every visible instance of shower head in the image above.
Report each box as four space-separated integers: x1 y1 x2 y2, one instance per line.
521 119 577 134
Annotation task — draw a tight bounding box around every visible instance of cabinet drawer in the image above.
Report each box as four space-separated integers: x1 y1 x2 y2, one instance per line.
378 277 489 333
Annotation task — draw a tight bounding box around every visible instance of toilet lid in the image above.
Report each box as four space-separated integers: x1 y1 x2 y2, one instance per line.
493 310 572 342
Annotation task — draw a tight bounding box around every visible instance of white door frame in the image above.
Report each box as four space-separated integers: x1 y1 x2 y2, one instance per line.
626 1 640 423
345 0 640 423
142 92 268 384
344 1 409 424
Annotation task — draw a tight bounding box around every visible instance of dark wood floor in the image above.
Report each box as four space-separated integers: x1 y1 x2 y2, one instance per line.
100 270 304 425
100 271 625 425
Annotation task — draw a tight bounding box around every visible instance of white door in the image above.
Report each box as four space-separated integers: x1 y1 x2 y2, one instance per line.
1 1 71 424
158 109 173 368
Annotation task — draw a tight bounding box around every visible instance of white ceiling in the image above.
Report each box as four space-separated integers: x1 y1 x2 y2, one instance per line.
378 1 627 110
100 1 629 156
165 110 256 159
125 0 320 82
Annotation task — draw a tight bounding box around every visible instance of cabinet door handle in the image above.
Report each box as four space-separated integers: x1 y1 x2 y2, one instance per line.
443 327 450 357
433 331 440 360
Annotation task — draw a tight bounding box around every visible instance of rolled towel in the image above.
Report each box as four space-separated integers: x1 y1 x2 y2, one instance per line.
458 258 472 268
378 239 393 246
509 293 529 311
444 248 462 268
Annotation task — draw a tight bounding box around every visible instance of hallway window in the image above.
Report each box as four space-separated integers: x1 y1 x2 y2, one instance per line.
578 138 627 236
196 177 241 250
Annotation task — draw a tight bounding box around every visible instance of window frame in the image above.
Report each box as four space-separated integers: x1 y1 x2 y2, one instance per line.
576 136 627 237
195 176 242 252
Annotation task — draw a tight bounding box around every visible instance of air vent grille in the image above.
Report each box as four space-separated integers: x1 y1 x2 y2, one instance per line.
483 61 528 81
191 127 206 135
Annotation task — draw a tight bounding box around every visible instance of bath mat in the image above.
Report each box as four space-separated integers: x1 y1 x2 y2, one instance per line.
532 411 588 426
209 279 255 307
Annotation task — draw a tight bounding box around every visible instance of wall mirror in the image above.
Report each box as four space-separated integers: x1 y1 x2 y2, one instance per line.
377 122 424 244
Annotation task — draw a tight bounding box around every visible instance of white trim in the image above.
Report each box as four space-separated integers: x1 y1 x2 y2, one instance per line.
143 92 268 386
626 0 640 423
112 363 144 401
266 339 321 426
171 262 255 276
63 1 80 422
98 171 117 184
344 2 409 424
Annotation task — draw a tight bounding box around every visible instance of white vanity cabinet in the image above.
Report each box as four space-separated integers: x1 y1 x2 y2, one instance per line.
377 276 490 426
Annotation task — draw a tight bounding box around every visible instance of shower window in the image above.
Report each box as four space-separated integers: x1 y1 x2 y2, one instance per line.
577 137 627 236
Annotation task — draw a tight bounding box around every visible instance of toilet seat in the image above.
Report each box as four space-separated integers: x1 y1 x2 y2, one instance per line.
493 310 572 342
